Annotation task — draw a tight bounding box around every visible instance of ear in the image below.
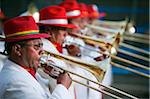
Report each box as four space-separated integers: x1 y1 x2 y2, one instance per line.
12 44 22 56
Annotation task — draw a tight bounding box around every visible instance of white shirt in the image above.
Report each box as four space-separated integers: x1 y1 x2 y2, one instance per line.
0 54 7 72
0 59 70 99
39 39 74 99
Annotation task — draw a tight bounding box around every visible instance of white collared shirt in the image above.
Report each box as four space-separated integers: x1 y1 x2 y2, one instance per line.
0 59 70 99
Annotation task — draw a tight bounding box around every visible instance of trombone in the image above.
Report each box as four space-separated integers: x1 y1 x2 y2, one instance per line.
87 20 149 45
86 18 128 36
74 43 150 78
123 35 149 44
93 18 129 29
120 43 149 55
68 31 149 62
90 18 137 35
86 24 125 35
64 34 149 78
40 51 138 99
84 23 149 57
44 50 106 82
124 32 149 40
85 24 147 51
68 32 121 55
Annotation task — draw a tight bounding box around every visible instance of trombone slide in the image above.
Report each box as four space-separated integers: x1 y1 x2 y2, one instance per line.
40 56 138 99
44 51 106 82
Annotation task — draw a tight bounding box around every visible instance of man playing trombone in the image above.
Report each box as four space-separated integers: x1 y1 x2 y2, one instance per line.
59 1 113 99
0 16 72 99
37 3 103 99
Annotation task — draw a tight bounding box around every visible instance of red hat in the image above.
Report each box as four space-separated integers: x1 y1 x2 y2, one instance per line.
78 3 89 18
2 16 50 42
59 1 81 19
38 5 76 28
88 4 106 19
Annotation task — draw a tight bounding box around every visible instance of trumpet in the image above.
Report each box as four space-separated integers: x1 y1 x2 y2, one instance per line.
39 53 138 99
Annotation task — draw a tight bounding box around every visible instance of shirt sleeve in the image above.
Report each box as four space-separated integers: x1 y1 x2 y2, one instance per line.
50 84 71 99
3 82 45 99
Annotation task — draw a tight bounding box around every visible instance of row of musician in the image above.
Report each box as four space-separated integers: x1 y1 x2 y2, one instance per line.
0 0 149 99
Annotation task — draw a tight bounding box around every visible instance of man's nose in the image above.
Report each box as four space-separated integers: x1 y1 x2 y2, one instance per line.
39 48 45 55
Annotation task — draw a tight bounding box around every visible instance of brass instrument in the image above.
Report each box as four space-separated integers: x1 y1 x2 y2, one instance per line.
84 21 149 56
86 18 128 36
40 52 138 99
93 18 129 29
89 16 148 41
68 32 121 55
120 43 149 55
64 41 149 78
44 50 106 82
65 33 149 78
87 19 149 45
117 49 149 62
124 32 149 40
123 36 149 44
86 24 125 35
91 18 133 35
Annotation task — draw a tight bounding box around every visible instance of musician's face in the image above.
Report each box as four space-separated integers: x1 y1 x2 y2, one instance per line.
79 18 88 29
70 18 81 28
20 39 44 70
56 30 68 45
45 27 68 45
88 18 96 24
